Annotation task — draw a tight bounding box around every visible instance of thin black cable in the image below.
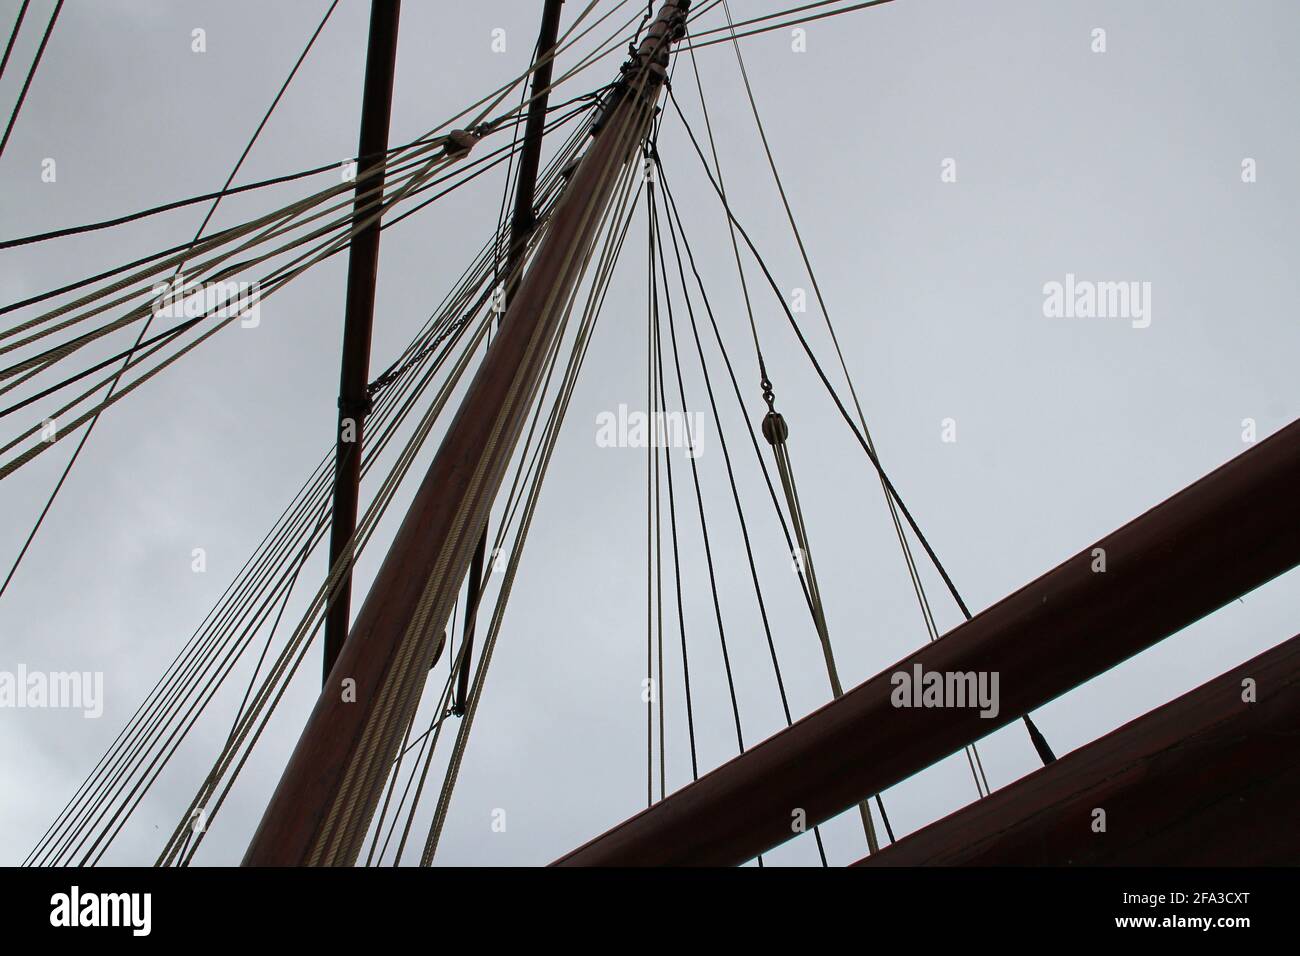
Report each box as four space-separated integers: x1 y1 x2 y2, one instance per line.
656 152 830 866
668 92 1055 773
645 145 656 808
0 0 31 84
666 90 972 617
651 181 746 756
192 0 342 247
0 0 63 160
650 187 699 783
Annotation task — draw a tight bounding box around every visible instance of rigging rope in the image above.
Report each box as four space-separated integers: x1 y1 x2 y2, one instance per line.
668 89 1056 792
420 86 655 864
651 177 749 761
25 132 586 862
694 4 1056 769
0 0 343 604
0 112 602 485
159 134 594 866
18 0 1037 869
671 34 893 847
706 0 990 800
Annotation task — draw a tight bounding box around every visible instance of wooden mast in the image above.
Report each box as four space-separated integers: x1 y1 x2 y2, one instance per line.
244 0 692 866
323 0 402 683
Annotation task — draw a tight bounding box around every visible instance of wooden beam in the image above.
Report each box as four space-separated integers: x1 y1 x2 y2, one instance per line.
856 633 1300 865
553 418 1300 866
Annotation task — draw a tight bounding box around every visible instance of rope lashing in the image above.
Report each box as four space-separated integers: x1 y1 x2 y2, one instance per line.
337 393 375 421
443 128 480 160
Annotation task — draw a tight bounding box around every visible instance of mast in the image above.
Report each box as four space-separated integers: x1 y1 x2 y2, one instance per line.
323 0 402 683
244 0 692 866
456 0 566 718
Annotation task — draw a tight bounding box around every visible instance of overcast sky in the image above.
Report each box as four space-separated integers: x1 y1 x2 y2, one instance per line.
1 0 1297 867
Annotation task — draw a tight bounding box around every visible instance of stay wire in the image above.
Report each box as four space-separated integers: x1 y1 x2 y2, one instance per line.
709 0 992 799
645 154 656 807
655 153 830 866
0 107 594 485
421 155 648 865
34 221 496 868
725 0 1050 775
667 95 1042 794
0 0 62 160
0 0 30 84
29 197 522 863
649 188 699 784
169 117 585 868
651 182 747 760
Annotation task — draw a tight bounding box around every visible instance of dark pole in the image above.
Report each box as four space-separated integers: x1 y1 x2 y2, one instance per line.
457 0 566 718
553 418 1300 866
245 1 691 866
323 0 402 684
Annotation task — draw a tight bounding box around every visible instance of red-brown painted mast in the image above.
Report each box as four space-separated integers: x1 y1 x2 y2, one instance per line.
554 419 1300 866
323 0 402 683
245 0 691 866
